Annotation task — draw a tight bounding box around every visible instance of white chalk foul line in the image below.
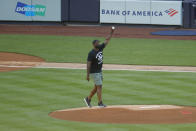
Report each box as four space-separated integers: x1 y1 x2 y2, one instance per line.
1 63 196 73
34 66 196 73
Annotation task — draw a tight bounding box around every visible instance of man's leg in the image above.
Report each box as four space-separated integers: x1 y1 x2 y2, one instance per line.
97 85 106 107
96 85 102 103
88 85 97 100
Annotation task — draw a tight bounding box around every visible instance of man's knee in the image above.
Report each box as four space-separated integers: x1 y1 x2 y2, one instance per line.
96 85 102 89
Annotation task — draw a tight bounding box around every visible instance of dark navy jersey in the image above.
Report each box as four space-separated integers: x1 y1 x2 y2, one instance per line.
87 43 105 73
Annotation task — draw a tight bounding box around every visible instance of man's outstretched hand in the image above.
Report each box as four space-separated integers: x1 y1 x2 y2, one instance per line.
104 26 116 45
111 26 116 33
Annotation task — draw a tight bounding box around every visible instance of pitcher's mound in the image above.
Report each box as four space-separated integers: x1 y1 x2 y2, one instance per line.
49 105 196 124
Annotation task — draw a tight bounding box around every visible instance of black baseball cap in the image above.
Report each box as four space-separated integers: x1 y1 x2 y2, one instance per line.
92 40 99 45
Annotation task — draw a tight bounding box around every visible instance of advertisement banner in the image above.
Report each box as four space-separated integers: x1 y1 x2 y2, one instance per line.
100 0 182 25
126 0 151 24
0 0 32 21
0 0 61 21
151 1 182 25
32 0 61 21
100 0 126 23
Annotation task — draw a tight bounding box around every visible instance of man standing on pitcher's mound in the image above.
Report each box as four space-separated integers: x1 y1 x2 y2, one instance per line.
84 26 115 108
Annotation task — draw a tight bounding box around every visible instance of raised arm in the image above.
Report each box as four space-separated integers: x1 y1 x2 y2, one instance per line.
104 26 115 46
86 61 91 81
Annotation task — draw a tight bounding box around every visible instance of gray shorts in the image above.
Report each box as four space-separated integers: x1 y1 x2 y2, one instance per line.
90 72 103 86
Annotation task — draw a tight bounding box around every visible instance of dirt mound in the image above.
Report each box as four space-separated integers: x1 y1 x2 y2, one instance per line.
0 52 44 72
49 105 196 124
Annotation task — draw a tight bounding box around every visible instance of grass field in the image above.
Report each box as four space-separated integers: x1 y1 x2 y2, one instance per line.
0 34 196 131
0 34 196 66
0 69 196 131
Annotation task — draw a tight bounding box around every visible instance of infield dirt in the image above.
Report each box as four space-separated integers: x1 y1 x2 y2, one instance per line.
0 52 44 72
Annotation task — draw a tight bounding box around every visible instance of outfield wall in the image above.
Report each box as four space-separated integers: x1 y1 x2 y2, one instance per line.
0 0 187 26
69 0 99 22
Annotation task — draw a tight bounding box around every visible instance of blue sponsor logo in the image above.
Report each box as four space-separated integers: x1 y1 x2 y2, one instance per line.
15 2 46 16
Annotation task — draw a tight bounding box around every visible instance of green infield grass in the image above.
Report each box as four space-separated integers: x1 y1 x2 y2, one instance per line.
0 68 196 131
0 34 196 66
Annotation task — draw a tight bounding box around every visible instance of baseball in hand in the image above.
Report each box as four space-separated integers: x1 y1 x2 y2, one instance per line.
112 26 115 30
